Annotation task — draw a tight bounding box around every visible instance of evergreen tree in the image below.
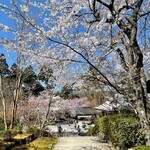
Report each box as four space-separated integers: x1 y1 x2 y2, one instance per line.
0 53 9 76
0 53 9 130
38 66 54 89
22 65 44 96
10 63 21 78
23 65 37 83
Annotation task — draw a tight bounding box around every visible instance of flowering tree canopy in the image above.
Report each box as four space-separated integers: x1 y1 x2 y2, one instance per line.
0 0 149 90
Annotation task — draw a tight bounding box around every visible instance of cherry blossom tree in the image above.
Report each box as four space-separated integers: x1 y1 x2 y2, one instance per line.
0 0 150 144
18 91 67 129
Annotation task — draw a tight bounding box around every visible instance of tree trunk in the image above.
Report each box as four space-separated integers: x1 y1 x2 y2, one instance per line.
136 98 150 145
40 92 53 137
0 74 8 130
10 73 21 129
128 43 150 145
10 101 17 129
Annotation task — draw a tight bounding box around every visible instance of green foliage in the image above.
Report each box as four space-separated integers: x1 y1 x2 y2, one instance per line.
87 126 99 136
38 66 54 89
10 63 21 78
25 127 51 138
119 105 135 116
108 115 145 149
89 114 145 149
1 129 23 141
25 127 39 138
133 145 150 150
59 85 80 99
0 140 15 150
12 137 58 150
32 82 45 95
0 117 5 131
0 53 9 75
2 130 12 141
2 130 14 141
22 65 45 96
23 65 37 84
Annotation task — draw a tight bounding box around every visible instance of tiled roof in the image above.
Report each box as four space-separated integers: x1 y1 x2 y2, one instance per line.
75 107 95 115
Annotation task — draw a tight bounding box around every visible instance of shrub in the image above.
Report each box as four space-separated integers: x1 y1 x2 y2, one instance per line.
87 126 98 136
133 145 150 150
25 127 51 138
3 130 12 141
25 127 39 137
119 105 135 116
92 114 145 149
1 129 23 141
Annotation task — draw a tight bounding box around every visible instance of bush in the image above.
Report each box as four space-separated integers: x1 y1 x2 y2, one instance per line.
91 114 145 149
25 127 51 138
119 105 135 116
133 145 150 150
1 129 23 141
3 130 12 141
87 126 98 136
25 127 39 137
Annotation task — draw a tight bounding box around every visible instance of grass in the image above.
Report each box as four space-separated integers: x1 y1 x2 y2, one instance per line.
12 137 58 150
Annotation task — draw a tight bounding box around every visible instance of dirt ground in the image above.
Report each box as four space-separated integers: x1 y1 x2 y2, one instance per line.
53 136 115 150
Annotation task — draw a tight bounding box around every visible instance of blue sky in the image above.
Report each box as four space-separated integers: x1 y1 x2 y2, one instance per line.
0 0 149 68
0 1 15 67
0 49 17 67
0 0 45 67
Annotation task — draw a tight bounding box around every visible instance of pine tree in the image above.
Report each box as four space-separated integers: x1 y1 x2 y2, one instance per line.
10 63 21 78
22 65 44 96
0 53 9 76
38 66 54 89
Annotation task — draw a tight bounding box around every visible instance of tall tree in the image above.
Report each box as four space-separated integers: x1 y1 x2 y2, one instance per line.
0 53 9 76
0 53 9 130
22 65 44 96
9 61 22 129
38 66 54 90
10 63 20 78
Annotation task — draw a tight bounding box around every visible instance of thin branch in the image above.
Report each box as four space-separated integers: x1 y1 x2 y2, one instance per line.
54 42 123 94
26 50 87 64
139 11 150 18
88 0 93 11
96 0 110 8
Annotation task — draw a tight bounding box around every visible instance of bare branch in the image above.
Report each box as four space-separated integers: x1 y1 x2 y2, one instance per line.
96 0 110 8
116 48 129 72
139 11 150 18
125 16 136 26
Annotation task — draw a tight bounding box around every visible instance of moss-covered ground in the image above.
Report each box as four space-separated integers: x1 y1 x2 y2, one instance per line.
13 133 32 139
12 137 58 150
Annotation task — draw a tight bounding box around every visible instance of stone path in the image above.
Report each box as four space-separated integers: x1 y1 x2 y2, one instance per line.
53 136 115 150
